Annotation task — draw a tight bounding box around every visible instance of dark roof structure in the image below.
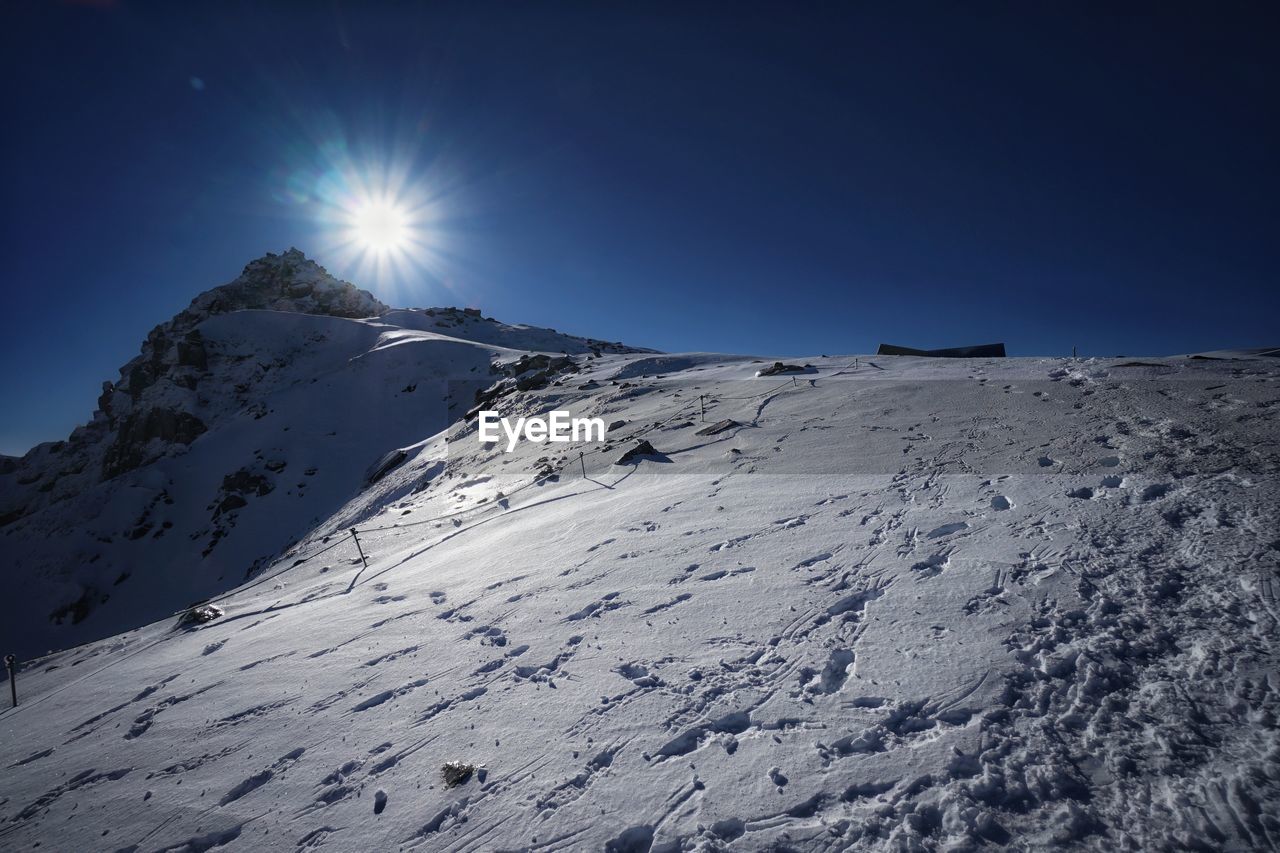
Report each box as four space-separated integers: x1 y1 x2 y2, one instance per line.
876 342 1006 358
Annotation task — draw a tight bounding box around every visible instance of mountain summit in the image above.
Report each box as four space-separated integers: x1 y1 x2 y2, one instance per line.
178 248 389 323
0 252 646 653
3 251 389 515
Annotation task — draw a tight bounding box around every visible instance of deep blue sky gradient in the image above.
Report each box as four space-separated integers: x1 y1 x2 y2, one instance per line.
2 1 1278 454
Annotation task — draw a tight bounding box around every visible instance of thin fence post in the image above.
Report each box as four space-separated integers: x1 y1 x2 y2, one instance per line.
699 395 705 422
579 451 586 477
350 528 368 571
5 654 15 708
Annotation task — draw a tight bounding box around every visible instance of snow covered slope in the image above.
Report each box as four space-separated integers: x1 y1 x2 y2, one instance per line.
2 346 1277 851
0 251 647 660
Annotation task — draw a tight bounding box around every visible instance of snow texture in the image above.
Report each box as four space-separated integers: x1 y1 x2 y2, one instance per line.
1 261 1278 851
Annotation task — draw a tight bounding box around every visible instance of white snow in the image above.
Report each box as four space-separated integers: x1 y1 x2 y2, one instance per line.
2 340 1278 850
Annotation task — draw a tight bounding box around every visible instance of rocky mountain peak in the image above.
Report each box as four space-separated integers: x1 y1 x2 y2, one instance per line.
0 251 393 510
99 250 386 460
0 250 648 539
177 249 388 332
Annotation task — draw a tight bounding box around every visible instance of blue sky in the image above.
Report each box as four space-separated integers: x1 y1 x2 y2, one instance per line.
2 2 1277 455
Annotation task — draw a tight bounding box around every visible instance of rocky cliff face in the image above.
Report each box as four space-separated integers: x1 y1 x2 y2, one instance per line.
1 250 388 522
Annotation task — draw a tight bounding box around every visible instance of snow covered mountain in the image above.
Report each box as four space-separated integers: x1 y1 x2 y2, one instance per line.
1 259 1277 851
0 250 646 660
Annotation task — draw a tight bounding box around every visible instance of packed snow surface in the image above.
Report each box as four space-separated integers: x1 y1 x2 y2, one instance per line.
2 345 1279 851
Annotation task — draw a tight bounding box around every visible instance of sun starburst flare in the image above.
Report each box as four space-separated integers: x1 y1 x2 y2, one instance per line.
350 199 410 255
318 174 445 293
271 131 460 301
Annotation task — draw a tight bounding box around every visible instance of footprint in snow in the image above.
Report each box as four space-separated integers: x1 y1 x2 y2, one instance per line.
911 553 950 578
1140 483 1172 502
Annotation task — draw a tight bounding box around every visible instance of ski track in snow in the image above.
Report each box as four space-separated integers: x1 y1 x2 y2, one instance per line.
2 348 1279 852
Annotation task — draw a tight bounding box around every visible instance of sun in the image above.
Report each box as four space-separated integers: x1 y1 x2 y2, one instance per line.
288 141 451 294
350 199 410 255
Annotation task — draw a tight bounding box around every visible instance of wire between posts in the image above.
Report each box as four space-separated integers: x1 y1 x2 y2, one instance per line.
7 368 859 718
177 530 351 616
188 370 834 614
353 390 703 534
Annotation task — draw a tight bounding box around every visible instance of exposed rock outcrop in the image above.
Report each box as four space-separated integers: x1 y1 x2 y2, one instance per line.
756 361 813 377
103 408 208 479
615 440 661 465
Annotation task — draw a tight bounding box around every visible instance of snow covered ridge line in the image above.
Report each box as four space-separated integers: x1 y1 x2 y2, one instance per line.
477 410 607 452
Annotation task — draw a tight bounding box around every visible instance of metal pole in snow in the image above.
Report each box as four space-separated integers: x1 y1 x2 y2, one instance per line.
5 654 15 708
699 395 705 422
579 451 586 478
350 528 368 571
